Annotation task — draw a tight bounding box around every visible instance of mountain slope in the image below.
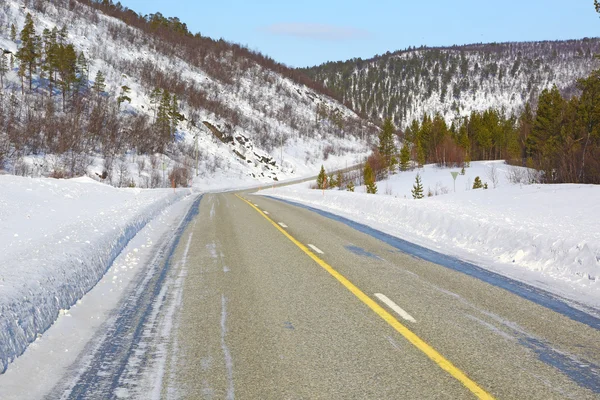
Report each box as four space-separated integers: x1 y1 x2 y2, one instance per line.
0 0 371 187
302 40 600 127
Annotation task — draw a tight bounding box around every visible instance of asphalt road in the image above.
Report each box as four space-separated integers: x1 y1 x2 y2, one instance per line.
157 193 600 399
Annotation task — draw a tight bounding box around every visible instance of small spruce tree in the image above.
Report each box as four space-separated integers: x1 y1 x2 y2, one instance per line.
336 171 344 188
316 165 326 189
473 176 483 189
364 162 377 194
346 181 355 192
10 24 17 42
412 173 424 199
328 173 337 188
399 143 410 171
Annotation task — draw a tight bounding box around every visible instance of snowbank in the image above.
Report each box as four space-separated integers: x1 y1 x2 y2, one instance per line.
259 161 600 307
0 176 193 373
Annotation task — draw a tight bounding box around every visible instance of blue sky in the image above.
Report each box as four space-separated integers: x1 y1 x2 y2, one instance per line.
118 0 599 68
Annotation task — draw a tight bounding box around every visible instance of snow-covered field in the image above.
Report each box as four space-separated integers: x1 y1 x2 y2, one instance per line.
0 175 195 373
258 161 600 308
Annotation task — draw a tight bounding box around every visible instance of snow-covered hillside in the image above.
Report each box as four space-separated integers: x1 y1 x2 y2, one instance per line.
304 40 600 127
0 174 195 373
259 161 600 308
0 0 371 187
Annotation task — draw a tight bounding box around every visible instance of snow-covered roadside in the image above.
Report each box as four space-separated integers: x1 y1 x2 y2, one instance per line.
0 175 194 373
258 162 600 309
0 193 197 399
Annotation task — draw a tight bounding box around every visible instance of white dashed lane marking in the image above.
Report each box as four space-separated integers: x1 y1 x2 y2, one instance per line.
375 293 417 323
307 244 324 254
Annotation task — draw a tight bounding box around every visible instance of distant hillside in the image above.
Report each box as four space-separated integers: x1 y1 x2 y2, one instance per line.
301 39 600 127
0 0 372 187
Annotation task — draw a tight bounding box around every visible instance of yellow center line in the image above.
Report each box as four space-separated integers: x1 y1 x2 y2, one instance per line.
236 194 494 400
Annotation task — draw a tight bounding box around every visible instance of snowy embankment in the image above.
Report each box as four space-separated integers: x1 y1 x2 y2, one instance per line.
259 161 600 307
0 176 193 373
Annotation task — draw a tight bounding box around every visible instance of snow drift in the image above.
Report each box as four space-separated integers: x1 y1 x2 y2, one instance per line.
0 175 193 373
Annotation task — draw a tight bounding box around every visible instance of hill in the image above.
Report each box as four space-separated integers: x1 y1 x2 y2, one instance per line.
301 40 600 127
0 0 372 187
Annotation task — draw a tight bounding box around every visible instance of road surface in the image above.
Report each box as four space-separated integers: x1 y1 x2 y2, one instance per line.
34 192 600 399
144 193 600 399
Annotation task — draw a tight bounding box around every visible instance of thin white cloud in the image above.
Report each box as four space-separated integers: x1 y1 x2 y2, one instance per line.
260 23 371 41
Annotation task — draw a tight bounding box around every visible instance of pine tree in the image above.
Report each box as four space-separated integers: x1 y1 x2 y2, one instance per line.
76 52 88 91
472 176 483 189
58 25 68 44
169 94 183 138
346 181 355 192
378 117 396 171
411 173 424 199
364 162 377 194
56 43 77 109
10 24 17 41
328 173 338 188
16 13 39 91
117 85 132 109
316 165 327 189
336 170 344 188
149 87 162 122
41 27 57 96
155 89 172 144
399 142 410 171
0 54 8 87
92 70 106 98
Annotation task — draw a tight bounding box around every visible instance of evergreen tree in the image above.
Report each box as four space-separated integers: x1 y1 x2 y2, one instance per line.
155 89 172 144
399 142 410 171
364 162 377 194
472 176 483 189
16 13 39 91
92 70 106 98
346 181 355 192
41 27 58 96
149 87 162 122
411 173 424 199
56 43 77 109
336 170 344 188
530 85 564 174
76 52 89 91
378 117 396 171
316 165 327 189
575 70 600 183
0 54 8 87
328 173 338 188
117 85 132 109
58 25 68 44
10 24 17 41
169 94 183 138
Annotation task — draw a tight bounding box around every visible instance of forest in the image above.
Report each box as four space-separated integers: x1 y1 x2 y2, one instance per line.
367 72 600 184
